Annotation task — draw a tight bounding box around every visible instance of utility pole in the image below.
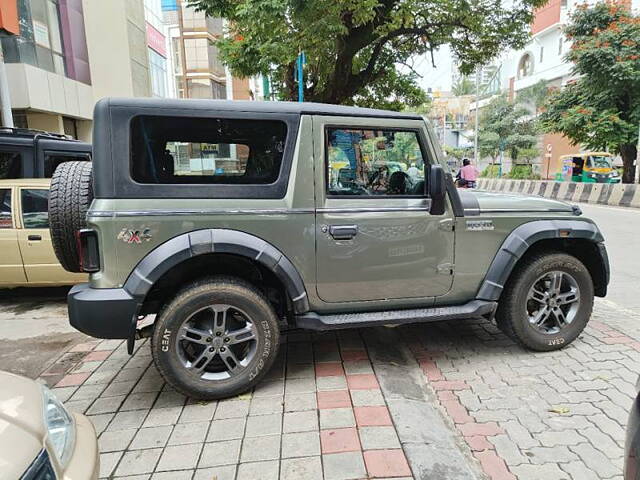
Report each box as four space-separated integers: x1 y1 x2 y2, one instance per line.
176 0 188 99
473 66 481 164
0 43 14 127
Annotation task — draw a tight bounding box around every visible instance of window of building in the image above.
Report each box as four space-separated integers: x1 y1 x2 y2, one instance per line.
326 128 426 197
0 189 11 229
149 49 168 97
184 38 209 71
0 152 22 179
21 189 49 229
517 53 534 79
130 115 288 185
63 116 77 138
0 0 66 75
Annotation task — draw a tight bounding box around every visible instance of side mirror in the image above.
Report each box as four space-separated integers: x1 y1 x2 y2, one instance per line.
429 164 447 215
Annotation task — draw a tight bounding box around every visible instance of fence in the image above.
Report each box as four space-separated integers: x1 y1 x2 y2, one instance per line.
476 178 640 209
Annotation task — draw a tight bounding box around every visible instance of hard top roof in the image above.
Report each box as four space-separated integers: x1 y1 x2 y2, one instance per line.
101 97 424 120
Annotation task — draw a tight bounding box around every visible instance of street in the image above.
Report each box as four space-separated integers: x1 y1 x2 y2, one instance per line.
0 203 638 480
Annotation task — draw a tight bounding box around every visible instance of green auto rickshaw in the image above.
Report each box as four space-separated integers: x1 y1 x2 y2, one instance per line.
558 152 621 183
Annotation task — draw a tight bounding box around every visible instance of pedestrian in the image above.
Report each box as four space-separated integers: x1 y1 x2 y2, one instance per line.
458 158 479 188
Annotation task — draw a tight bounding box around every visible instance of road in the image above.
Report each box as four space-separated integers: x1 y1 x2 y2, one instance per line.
579 203 640 315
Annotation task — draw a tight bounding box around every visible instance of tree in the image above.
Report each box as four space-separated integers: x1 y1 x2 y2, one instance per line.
517 80 550 115
479 95 539 163
190 0 547 108
452 76 475 96
540 3 640 183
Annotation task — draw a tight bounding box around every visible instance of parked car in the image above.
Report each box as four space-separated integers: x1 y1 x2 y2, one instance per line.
49 98 609 400
625 379 640 479
0 179 86 287
0 127 91 179
0 371 98 479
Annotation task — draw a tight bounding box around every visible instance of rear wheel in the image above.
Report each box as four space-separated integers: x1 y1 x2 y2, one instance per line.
151 276 280 400
496 252 594 351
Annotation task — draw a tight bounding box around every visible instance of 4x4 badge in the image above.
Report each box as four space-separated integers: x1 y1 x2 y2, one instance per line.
117 227 152 244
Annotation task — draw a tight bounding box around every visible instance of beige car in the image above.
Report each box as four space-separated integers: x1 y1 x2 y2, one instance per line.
0 179 86 287
0 371 99 479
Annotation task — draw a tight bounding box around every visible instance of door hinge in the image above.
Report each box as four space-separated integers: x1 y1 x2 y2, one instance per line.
438 219 455 232
437 263 455 275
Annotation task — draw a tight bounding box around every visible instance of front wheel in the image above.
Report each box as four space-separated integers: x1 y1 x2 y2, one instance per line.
496 252 594 351
151 276 280 400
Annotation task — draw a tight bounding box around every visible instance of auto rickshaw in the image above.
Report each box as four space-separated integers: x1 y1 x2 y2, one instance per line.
558 152 621 183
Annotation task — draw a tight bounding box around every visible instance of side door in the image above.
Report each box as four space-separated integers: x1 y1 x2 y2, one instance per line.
0 187 27 286
16 187 85 284
313 116 454 303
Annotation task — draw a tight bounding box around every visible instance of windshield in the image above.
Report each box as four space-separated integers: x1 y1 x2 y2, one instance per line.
588 156 612 168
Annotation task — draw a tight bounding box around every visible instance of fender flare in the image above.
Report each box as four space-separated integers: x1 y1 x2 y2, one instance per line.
476 219 607 301
122 229 310 313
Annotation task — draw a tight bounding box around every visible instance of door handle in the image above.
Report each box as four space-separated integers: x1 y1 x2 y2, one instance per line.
28 234 42 241
329 225 358 240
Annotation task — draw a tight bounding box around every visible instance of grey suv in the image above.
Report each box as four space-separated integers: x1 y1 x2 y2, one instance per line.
49 98 609 399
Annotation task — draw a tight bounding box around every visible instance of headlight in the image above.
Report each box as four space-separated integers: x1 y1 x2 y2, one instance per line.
42 387 75 468
611 171 619 177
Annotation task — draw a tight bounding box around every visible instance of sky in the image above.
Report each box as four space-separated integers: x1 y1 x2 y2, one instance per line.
411 45 455 93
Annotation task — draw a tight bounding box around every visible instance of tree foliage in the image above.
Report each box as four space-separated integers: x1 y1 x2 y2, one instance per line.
189 0 547 108
479 95 539 163
452 76 475 96
540 3 640 183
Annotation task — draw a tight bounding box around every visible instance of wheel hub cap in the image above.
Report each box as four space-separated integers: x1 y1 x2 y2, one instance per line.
526 270 581 335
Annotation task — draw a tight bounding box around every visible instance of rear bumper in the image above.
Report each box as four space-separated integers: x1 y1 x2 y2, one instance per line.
68 283 138 339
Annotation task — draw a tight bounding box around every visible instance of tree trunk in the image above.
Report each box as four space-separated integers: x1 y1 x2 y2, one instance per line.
619 143 637 184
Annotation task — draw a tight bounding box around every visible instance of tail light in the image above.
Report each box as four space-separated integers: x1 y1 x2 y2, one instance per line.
76 229 100 272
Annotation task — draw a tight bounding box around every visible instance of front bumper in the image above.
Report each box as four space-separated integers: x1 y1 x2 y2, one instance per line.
68 283 138 339
64 413 99 480
625 392 640 479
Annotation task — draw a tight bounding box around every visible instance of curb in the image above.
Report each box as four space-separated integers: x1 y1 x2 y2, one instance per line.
476 179 640 209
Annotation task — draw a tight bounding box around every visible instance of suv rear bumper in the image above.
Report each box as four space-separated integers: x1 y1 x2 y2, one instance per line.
68 283 138 339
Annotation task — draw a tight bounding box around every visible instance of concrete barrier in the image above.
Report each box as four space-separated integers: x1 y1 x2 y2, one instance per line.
476 178 640 209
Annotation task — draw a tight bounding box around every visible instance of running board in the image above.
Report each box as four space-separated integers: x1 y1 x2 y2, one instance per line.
294 300 497 331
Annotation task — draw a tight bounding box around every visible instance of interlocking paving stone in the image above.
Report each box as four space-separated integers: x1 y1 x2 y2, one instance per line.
36 298 639 479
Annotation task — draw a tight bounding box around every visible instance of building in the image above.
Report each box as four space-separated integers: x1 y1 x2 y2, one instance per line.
1 0 94 139
144 0 169 98
486 0 640 177
161 0 265 101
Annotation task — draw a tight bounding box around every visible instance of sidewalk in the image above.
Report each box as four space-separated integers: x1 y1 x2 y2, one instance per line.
40 298 636 479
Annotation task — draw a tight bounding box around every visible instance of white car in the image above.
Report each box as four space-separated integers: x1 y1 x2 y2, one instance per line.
0 371 98 479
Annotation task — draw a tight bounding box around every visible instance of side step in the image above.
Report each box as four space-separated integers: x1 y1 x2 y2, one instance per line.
294 300 497 331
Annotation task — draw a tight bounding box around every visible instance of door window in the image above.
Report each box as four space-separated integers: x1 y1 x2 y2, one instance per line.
0 189 11 228
21 189 49 229
326 128 426 196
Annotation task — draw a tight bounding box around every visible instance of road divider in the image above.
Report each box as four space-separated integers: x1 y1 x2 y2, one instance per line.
476 178 640 209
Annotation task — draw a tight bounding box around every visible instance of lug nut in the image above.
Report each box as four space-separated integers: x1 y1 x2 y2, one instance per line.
216 332 222 336
220 347 226 352
206 337 212 342
224 338 230 343
209 347 214 352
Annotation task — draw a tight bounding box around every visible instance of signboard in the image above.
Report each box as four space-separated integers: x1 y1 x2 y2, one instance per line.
0 0 19 36
146 22 166 57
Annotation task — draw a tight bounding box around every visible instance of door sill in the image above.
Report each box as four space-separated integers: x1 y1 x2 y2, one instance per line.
295 300 497 331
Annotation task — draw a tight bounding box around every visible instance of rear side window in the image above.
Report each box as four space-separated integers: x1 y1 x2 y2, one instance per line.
130 116 287 185
21 189 49 229
44 153 91 178
0 151 22 179
0 189 11 228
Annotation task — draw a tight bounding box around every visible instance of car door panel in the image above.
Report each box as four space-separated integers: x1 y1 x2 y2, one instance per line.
313 116 454 304
17 188 85 284
0 187 27 285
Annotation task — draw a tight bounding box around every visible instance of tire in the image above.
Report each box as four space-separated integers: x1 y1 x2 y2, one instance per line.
49 161 94 273
495 252 594 352
151 276 280 400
